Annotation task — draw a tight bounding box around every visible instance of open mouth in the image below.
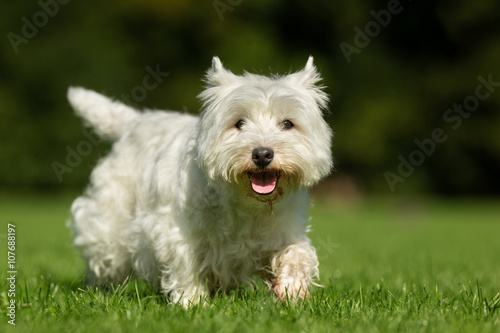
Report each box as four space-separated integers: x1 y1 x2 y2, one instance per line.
249 171 279 195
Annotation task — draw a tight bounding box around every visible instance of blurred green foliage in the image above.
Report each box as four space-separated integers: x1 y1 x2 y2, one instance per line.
1 0 499 195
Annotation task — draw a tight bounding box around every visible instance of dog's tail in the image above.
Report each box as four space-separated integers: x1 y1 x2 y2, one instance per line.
67 87 140 141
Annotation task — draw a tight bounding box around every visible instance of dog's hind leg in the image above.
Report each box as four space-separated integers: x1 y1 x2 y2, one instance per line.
69 153 136 284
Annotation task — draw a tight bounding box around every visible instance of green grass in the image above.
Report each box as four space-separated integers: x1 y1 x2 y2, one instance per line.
1 193 499 332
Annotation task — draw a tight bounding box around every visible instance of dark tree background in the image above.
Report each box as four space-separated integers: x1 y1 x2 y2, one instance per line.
1 0 499 196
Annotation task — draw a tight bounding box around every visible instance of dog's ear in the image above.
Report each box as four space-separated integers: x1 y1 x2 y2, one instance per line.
204 57 237 87
211 56 224 73
291 56 323 88
304 56 315 72
286 56 329 110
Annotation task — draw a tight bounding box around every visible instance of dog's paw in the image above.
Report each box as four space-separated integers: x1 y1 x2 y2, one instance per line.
271 277 309 302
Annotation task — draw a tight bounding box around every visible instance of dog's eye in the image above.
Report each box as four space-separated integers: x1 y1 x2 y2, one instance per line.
281 120 294 130
235 119 245 130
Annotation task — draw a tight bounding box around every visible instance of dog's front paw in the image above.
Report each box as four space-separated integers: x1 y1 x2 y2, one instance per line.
270 243 319 302
271 277 309 301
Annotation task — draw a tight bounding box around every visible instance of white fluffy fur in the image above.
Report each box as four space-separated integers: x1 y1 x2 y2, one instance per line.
68 57 333 307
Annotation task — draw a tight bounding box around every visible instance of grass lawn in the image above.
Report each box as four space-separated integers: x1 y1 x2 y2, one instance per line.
1 193 499 332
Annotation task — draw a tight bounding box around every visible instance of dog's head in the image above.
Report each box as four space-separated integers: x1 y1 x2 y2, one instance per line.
197 57 333 202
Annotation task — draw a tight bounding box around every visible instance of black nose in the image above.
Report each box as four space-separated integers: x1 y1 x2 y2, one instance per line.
252 147 274 168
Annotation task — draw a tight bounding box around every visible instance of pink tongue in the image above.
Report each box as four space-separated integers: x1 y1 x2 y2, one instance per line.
250 172 277 195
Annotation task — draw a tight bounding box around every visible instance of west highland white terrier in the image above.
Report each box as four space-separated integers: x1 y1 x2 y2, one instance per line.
67 57 333 306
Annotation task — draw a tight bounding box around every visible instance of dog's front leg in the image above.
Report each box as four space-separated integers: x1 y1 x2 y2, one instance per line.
159 256 210 308
271 242 320 301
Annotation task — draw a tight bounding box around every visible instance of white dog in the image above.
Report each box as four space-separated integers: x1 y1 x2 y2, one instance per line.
68 57 333 306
